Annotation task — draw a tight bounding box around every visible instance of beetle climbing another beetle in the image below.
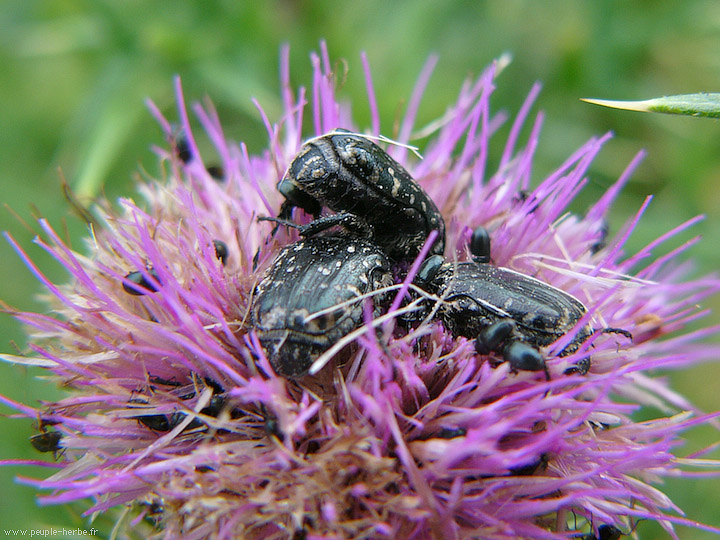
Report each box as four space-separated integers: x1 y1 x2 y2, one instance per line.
277 129 446 262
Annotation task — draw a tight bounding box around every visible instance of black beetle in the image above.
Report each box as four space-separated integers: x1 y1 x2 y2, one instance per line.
508 452 549 476
122 268 161 296
416 225 630 378
30 430 63 453
277 129 445 261
252 235 393 377
213 240 228 266
580 524 623 540
590 219 610 255
133 402 230 433
135 412 178 432
173 135 225 180
421 226 630 377
174 136 193 164
417 257 589 378
131 382 236 433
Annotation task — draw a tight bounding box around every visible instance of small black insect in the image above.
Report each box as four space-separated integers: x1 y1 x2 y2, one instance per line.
509 452 549 476
140 500 164 525
175 137 193 164
132 379 235 432
277 129 445 261
129 394 192 432
213 240 228 266
263 411 283 440
252 235 393 377
580 524 623 540
172 135 225 180
30 430 63 453
148 375 183 388
437 427 467 439
122 268 161 296
136 413 175 432
206 165 225 180
590 220 610 255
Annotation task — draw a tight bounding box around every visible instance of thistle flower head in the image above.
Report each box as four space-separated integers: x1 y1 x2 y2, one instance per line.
3 43 720 539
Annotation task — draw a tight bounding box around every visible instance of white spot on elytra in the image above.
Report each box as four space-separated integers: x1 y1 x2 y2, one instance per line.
391 175 401 197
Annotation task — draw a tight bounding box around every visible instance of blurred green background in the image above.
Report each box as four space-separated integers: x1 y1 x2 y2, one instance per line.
1 1 719 538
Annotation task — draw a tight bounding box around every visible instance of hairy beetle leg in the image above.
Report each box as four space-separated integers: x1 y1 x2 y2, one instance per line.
296 212 374 239
258 215 302 230
601 327 633 341
259 212 375 240
564 356 591 376
563 328 631 376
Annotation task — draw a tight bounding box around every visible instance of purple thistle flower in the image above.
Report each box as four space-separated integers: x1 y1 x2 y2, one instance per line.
3 42 720 539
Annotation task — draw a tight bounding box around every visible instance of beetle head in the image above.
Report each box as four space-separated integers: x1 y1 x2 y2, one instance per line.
264 335 317 378
277 175 322 217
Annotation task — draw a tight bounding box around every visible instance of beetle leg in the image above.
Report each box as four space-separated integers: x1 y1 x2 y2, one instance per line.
258 215 302 230
503 341 550 381
469 226 492 264
601 327 633 341
564 356 591 375
475 320 515 355
297 212 374 239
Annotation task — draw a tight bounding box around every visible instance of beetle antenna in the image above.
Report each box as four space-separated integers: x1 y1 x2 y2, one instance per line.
257 215 301 230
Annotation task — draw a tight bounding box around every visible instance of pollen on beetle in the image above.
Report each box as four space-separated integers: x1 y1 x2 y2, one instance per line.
2 41 720 540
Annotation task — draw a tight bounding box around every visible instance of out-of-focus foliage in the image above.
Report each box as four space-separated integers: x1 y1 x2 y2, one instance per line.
1 1 718 538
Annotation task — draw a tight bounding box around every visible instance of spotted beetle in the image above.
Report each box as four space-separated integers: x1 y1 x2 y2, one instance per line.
418 258 582 379
416 226 630 378
277 129 445 261
252 235 393 377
